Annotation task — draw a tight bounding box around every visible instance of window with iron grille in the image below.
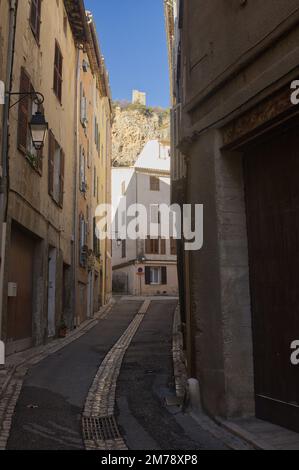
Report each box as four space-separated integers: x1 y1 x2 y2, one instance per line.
30 0 41 42
53 41 63 102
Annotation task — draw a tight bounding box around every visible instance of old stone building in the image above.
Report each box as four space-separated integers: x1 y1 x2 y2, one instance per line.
74 12 112 325
0 0 112 356
166 0 299 433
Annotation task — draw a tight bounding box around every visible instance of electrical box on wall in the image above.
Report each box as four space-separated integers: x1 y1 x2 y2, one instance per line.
7 282 17 298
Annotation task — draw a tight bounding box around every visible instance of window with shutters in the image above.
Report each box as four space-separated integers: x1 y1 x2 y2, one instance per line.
48 131 64 207
79 214 87 268
30 0 41 43
53 41 63 102
18 67 43 173
80 83 88 128
93 217 100 259
79 146 87 194
145 237 166 255
145 267 167 286
145 237 159 255
150 176 160 191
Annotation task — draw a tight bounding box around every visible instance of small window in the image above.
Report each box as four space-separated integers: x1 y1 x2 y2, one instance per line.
145 267 167 286
53 41 63 102
79 146 86 193
150 267 161 285
121 181 126 196
150 176 160 191
30 0 41 42
80 83 88 127
82 59 89 72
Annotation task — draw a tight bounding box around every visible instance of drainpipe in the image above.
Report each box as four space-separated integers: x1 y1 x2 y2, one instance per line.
72 46 81 329
0 0 18 345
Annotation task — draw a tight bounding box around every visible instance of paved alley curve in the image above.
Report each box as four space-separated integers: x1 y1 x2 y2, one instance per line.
6 298 235 451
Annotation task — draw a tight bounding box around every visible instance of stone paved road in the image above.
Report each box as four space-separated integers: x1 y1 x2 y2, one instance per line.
7 300 142 450
116 300 228 450
6 298 233 450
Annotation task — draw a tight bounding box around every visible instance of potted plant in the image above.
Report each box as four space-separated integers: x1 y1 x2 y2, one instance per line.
58 318 67 338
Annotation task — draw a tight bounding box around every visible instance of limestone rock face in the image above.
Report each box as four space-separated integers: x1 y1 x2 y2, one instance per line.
112 103 170 167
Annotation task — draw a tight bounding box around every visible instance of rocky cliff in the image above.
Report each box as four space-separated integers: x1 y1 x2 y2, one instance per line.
112 102 170 167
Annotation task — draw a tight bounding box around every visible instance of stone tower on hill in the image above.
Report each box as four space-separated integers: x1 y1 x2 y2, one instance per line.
132 90 146 106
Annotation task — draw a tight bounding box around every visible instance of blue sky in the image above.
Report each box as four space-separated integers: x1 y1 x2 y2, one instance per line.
85 0 170 109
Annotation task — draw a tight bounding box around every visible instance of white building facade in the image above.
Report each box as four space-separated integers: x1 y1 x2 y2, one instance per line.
112 140 178 296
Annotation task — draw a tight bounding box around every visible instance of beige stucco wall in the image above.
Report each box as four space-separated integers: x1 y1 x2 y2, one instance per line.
2 0 77 346
8 0 76 264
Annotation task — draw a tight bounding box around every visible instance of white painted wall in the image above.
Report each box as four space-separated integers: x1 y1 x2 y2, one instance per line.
112 140 178 295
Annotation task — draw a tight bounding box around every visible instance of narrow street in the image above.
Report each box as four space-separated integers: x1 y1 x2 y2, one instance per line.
5 298 231 451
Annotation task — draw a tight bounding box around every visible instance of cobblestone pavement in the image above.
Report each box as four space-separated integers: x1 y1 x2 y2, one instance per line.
115 300 253 451
2 297 252 451
4 300 142 450
82 300 151 450
0 302 114 451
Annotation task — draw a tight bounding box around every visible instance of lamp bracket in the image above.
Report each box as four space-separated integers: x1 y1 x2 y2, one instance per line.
7 92 45 109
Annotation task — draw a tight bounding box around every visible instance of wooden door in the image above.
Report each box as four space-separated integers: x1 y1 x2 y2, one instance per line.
7 225 35 352
244 126 299 432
